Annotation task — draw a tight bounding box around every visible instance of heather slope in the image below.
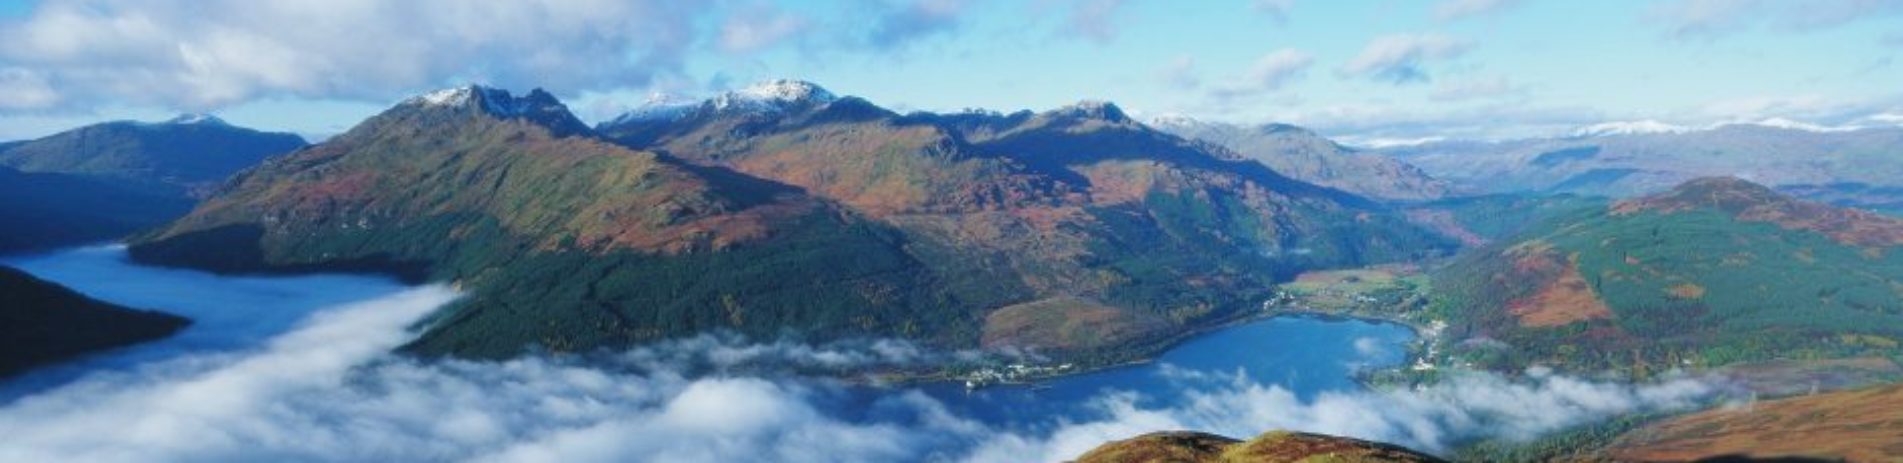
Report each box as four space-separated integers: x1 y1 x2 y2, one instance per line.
602 82 1453 354
1074 430 1446 463
134 81 1451 360
1431 177 1903 375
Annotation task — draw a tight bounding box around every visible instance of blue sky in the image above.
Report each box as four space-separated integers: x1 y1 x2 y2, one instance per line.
0 0 1899 142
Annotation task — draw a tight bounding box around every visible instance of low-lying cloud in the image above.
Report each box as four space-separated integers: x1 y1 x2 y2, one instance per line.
0 280 1728 463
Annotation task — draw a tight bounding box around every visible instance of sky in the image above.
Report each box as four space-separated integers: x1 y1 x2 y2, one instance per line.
0 0 1899 142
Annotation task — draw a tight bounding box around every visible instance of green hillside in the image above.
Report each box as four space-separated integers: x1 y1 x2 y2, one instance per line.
0 266 189 377
130 83 1450 361
1432 177 1903 375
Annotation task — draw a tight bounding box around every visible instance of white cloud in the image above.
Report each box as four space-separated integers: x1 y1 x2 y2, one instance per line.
1156 55 1201 89
961 370 1722 462
717 4 812 53
0 0 713 111
0 284 1729 463
1429 75 1524 102
1434 0 1522 21
1206 48 1314 100
867 0 971 49
1060 0 1130 44
1338 33 1471 84
0 249 1737 463
0 67 58 109
1245 48 1316 91
1252 0 1296 23
1651 0 1903 38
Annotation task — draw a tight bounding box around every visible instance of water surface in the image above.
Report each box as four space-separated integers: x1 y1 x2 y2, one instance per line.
3 245 1413 436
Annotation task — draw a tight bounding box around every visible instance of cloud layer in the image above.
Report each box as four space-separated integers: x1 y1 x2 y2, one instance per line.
1339 33 1471 84
1652 0 1903 38
0 278 1728 463
0 0 712 111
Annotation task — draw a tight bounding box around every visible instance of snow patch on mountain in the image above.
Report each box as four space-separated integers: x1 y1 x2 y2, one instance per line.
166 113 229 126
1739 117 1861 133
710 79 836 112
408 85 569 118
606 92 699 125
1145 113 1206 130
1570 120 1689 137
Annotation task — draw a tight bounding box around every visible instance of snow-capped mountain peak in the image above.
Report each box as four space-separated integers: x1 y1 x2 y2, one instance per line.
166 113 230 126
1049 100 1132 123
415 85 482 107
1569 120 1689 137
605 92 699 125
1742 117 1861 133
711 79 837 112
1145 113 1205 130
406 85 571 118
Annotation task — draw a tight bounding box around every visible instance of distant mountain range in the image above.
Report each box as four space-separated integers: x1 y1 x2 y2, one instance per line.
1149 116 1455 202
1376 123 1903 203
0 115 305 198
0 116 305 254
129 80 1453 360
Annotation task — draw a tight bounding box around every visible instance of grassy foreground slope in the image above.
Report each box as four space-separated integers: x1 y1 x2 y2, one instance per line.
1601 383 1903 462
1074 430 1446 463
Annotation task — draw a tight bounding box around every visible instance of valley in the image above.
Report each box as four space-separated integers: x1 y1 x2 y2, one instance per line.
0 50 1898 463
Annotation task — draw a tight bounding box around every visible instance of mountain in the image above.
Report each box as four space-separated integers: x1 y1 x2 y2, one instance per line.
0 115 305 254
0 265 189 377
598 80 1451 354
1599 382 1903 462
1378 124 1903 199
0 166 194 254
1431 177 1903 375
1778 182 1903 217
1073 430 1445 463
131 81 1451 361
0 114 307 198
1150 117 1454 202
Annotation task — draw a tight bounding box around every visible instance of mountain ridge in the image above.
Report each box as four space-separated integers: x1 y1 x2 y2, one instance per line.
133 81 1452 360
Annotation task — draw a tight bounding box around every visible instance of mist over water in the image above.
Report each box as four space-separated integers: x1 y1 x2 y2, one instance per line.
0 245 409 399
0 247 1724 462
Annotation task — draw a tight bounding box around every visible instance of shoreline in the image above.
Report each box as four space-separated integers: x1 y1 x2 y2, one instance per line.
859 308 1429 390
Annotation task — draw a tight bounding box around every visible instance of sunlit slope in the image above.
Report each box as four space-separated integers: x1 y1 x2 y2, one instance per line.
1075 430 1446 463
133 83 1450 360
1433 177 1903 375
